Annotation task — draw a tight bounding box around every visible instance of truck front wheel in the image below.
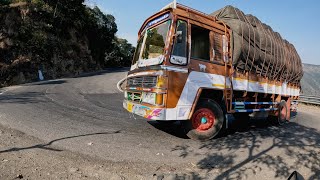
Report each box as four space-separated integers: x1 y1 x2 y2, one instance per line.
184 99 224 141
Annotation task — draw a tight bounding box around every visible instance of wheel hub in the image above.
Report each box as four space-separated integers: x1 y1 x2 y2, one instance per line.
201 117 207 124
192 108 215 131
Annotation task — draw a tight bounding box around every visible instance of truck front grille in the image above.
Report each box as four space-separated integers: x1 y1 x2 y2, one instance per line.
127 76 157 88
127 92 141 102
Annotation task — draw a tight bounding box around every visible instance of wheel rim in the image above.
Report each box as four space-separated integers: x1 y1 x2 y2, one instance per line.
192 108 215 132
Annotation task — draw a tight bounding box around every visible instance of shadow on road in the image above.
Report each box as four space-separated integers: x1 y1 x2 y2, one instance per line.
171 120 320 179
148 121 189 139
0 92 47 104
0 131 121 154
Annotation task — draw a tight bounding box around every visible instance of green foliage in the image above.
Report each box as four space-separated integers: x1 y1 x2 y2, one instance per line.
105 37 135 67
85 6 118 66
0 0 11 5
0 0 135 87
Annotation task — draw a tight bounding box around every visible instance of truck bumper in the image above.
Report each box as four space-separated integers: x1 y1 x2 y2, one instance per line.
123 100 166 120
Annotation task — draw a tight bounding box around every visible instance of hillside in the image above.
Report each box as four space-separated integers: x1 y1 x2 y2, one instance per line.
301 63 320 96
0 0 134 87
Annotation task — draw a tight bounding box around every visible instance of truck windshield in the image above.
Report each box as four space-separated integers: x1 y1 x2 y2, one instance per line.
132 34 144 66
137 20 171 67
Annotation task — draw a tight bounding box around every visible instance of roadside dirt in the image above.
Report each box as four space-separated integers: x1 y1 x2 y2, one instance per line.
0 124 137 179
0 124 202 180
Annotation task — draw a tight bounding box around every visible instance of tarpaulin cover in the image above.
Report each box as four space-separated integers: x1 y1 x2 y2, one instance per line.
211 6 303 83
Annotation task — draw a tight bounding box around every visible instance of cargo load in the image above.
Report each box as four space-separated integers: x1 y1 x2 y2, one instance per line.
211 6 303 84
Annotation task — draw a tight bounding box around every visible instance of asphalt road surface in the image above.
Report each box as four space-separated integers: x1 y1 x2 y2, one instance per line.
0 69 319 179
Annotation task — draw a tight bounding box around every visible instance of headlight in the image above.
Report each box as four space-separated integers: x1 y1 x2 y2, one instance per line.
142 92 156 105
155 94 163 105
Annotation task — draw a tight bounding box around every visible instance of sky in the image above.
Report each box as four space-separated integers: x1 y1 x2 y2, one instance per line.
85 0 320 65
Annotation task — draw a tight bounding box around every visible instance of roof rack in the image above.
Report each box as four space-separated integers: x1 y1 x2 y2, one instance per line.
160 1 176 11
177 3 211 17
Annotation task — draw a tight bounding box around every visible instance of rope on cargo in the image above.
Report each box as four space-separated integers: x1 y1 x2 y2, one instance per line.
290 48 302 82
278 32 285 79
270 30 278 78
239 8 254 74
265 28 274 79
286 44 293 82
249 16 260 73
256 18 269 77
232 6 244 73
232 6 251 73
272 32 285 80
290 45 296 82
293 46 301 82
279 40 288 81
269 26 279 79
276 37 286 80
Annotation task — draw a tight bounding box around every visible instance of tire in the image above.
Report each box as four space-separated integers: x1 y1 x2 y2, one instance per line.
183 99 224 141
278 100 288 125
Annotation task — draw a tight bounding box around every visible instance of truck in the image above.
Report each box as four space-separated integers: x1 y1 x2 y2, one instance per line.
123 2 303 140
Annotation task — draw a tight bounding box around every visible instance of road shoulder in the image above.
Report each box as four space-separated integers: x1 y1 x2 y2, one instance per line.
0 124 148 179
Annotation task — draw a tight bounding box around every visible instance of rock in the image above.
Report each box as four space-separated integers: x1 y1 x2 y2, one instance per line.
16 174 23 179
69 167 79 173
156 174 164 180
163 174 177 180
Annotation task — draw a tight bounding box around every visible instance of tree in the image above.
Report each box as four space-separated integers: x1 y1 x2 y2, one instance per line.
85 6 117 67
105 37 135 67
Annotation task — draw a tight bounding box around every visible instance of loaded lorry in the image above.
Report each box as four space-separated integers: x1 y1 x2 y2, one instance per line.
123 2 302 140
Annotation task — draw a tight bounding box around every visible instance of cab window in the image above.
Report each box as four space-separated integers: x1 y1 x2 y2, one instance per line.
170 20 188 65
191 25 210 61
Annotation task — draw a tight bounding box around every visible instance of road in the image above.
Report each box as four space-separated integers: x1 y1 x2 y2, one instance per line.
0 69 319 179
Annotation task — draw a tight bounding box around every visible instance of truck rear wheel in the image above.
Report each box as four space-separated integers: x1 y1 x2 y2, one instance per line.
184 99 224 141
278 100 288 125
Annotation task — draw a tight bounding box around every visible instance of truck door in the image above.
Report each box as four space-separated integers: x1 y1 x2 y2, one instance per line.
188 24 227 83
188 23 233 111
